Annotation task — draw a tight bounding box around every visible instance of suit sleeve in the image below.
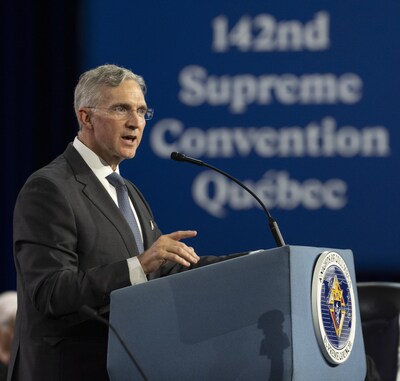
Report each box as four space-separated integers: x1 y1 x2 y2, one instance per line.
13 176 131 318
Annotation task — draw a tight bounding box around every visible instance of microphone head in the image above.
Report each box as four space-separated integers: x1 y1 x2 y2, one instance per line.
170 152 204 166
170 152 185 161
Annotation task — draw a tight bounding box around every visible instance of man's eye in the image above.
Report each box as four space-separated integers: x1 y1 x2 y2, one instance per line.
113 105 127 113
137 108 147 116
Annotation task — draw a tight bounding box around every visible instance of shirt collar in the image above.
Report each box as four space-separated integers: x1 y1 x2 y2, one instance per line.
73 136 120 178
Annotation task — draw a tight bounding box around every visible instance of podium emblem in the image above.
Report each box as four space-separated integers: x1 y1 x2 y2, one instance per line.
328 275 346 338
312 251 356 364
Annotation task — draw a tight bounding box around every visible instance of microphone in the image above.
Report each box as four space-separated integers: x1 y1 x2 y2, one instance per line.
170 152 286 247
79 305 149 381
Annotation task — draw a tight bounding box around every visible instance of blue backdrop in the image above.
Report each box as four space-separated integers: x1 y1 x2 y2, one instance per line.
83 0 400 274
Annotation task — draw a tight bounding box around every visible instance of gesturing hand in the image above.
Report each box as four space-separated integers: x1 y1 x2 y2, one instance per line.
137 230 199 274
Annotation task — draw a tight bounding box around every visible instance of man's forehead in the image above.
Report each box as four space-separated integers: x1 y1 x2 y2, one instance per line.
101 81 146 102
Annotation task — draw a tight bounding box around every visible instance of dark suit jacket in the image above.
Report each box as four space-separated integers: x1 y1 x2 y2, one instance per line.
8 144 224 381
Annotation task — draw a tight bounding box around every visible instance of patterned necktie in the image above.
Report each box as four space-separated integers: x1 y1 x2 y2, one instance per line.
106 172 144 253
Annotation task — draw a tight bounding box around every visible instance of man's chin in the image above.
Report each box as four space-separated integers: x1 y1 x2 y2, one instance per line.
122 149 138 160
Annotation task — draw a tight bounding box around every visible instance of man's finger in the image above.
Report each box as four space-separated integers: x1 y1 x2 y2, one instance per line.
165 230 197 241
167 243 199 263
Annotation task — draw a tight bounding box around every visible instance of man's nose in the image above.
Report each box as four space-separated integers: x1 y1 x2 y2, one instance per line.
126 110 144 127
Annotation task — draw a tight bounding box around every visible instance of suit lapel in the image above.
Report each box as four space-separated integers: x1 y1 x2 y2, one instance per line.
63 144 140 257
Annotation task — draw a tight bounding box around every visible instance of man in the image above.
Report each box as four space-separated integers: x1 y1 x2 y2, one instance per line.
9 64 231 381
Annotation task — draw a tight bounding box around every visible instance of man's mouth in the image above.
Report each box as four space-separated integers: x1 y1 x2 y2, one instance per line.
122 135 136 142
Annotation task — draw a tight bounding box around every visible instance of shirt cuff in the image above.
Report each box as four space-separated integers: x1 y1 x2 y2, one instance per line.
127 257 148 285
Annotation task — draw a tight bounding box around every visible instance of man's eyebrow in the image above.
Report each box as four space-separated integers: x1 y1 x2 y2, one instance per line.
110 102 131 108
110 102 147 110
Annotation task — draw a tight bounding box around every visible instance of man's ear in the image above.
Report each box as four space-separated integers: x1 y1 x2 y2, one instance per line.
77 108 93 130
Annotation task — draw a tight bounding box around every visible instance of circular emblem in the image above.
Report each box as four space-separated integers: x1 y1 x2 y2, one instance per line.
311 251 356 364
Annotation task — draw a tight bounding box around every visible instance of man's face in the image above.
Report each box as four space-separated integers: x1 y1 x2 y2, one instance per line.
82 80 147 168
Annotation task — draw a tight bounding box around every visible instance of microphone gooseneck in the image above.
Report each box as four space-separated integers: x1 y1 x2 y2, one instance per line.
170 152 286 247
79 305 149 381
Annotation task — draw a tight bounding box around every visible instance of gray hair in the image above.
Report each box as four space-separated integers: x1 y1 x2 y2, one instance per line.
74 64 147 116
0 291 17 326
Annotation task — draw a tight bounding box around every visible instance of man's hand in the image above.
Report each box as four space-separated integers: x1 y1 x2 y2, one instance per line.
137 230 199 274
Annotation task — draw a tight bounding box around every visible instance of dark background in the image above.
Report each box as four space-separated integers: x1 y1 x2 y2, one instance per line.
1 2 80 291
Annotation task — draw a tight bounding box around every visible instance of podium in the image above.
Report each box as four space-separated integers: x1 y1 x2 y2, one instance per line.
107 246 366 380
